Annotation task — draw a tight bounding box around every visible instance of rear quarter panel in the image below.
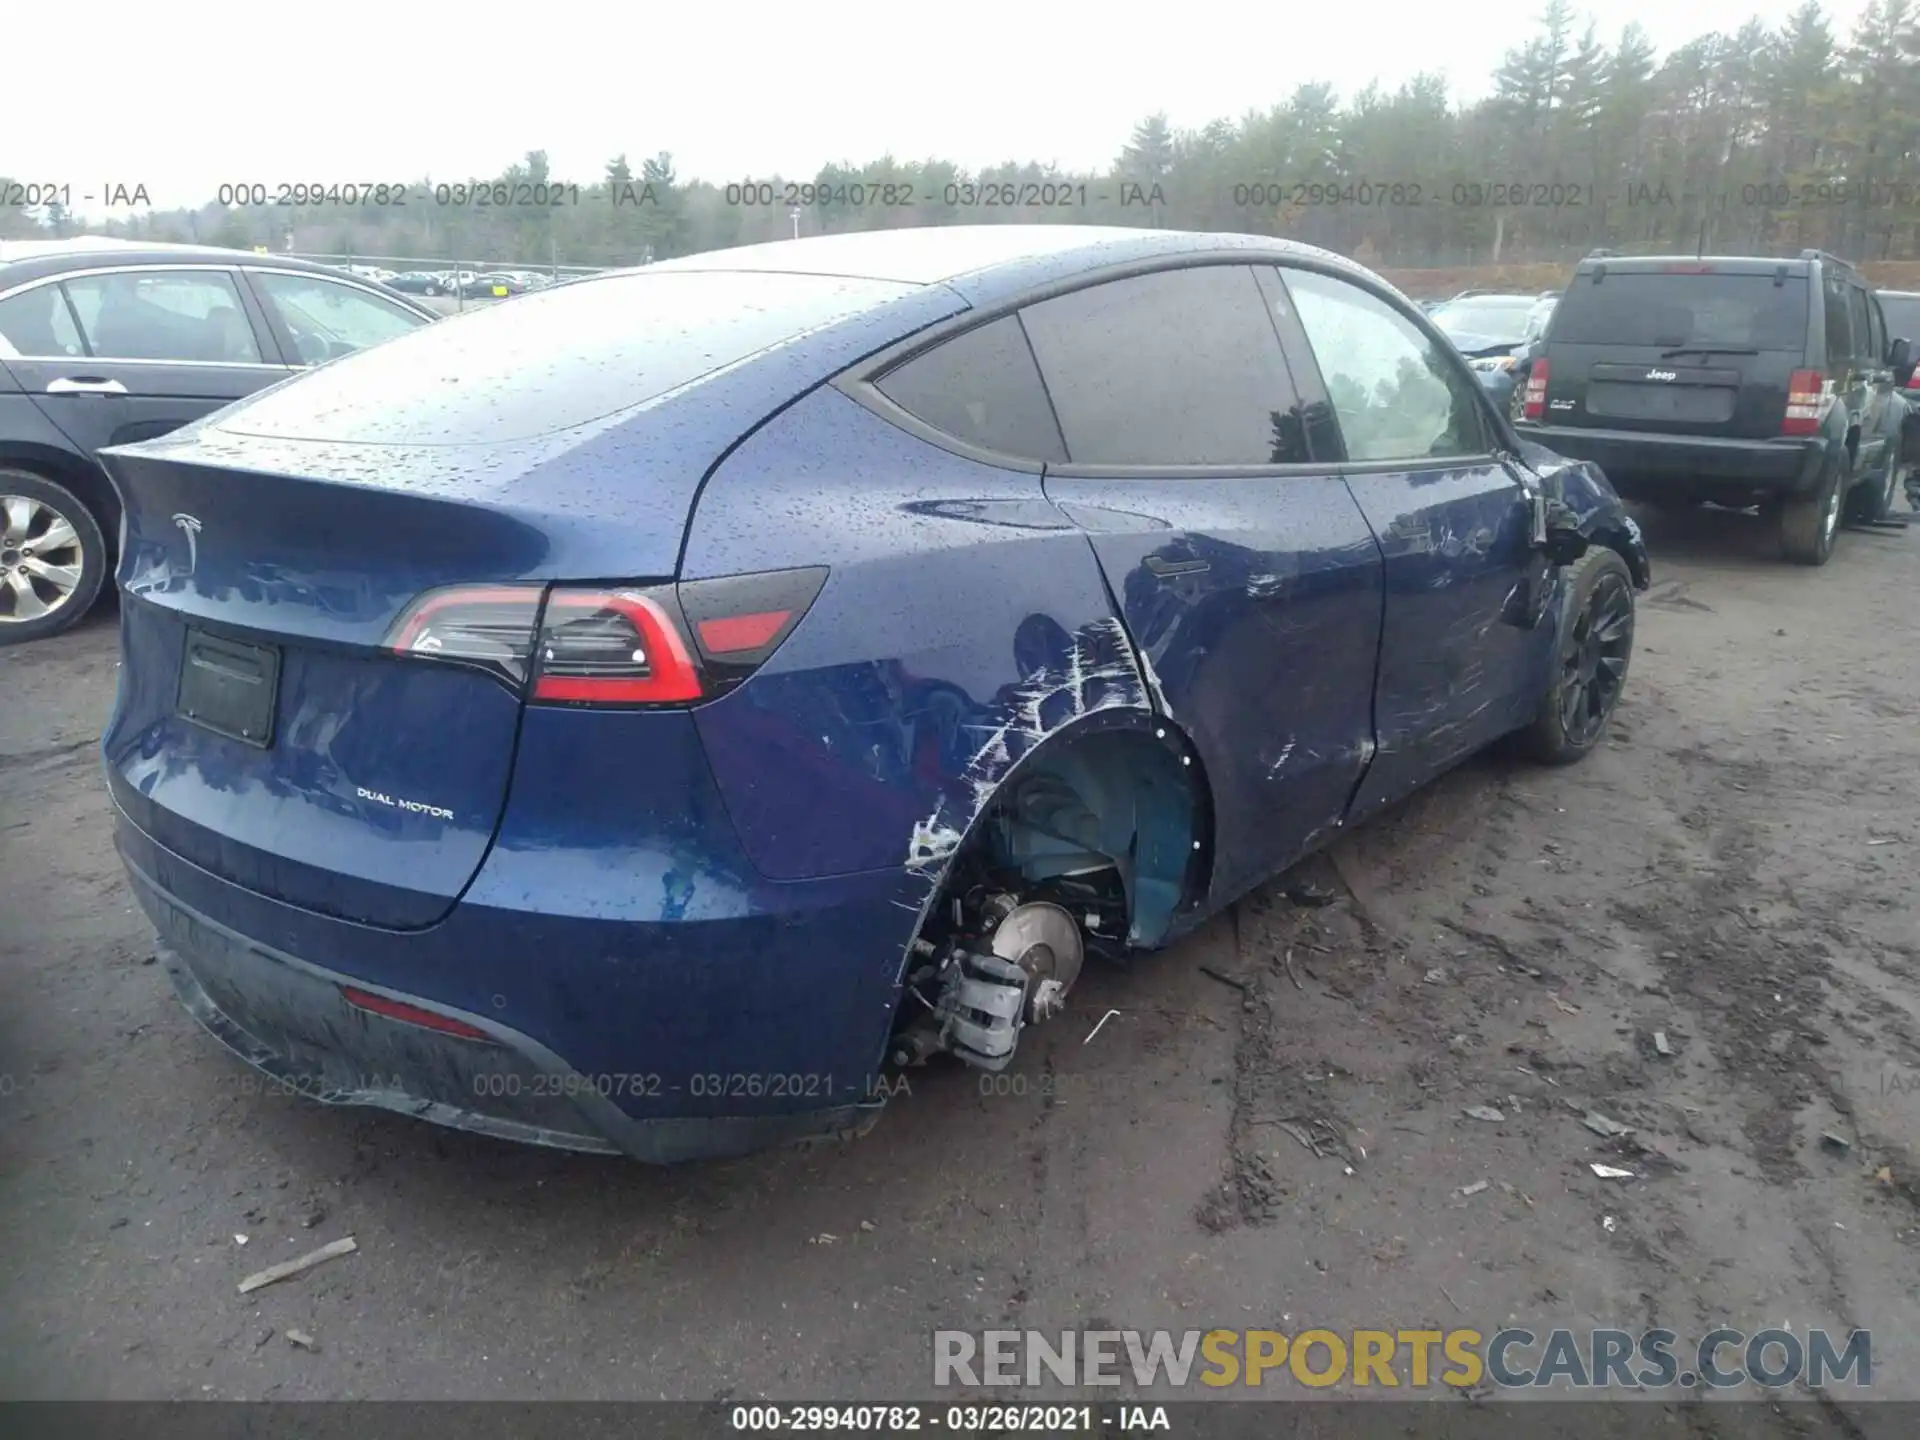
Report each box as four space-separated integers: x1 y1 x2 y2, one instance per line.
681 386 1160 898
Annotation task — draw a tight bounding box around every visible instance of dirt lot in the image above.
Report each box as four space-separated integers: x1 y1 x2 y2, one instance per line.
1 500 1917 1421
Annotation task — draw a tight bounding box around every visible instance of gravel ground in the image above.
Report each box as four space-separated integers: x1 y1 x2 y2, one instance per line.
1 499 1916 1423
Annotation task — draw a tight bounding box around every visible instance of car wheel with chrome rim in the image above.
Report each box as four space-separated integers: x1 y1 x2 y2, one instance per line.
0 469 108 645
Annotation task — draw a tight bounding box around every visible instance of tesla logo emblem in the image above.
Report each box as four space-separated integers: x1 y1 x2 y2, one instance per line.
1645 369 1677 381
172 513 201 575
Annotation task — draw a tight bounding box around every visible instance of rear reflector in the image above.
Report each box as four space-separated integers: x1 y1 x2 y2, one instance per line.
1783 369 1825 436
340 986 492 1040
697 610 791 655
1522 360 1550 421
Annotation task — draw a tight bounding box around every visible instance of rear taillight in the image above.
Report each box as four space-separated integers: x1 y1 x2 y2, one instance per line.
1783 369 1825 436
380 567 828 708
1522 360 1549 420
384 584 543 685
532 588 702 705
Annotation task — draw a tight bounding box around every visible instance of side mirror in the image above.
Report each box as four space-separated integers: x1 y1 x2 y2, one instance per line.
1531 494 1590 565
1887 336 1911 373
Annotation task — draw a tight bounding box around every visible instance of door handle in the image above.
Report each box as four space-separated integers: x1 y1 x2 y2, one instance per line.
1144 555 1209 577
46 377 128 396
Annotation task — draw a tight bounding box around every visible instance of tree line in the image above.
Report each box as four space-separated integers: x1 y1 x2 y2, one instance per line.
5 0 1917 270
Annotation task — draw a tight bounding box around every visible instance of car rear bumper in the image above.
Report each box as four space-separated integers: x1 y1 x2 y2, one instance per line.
115 801 907 1164
1515 424 1827 494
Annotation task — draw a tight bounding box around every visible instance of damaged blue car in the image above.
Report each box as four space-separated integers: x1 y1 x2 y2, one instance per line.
99 226 1650 1163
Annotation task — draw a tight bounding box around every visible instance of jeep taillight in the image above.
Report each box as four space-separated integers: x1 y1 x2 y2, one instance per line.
1783 369 1825 436
381 568 828 707
1522 360 1550 420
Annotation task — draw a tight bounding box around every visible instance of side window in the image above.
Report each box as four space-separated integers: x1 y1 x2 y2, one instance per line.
0 284 85 358
873 314 1066 463
63 270 262 363
1018 266 1306 466
1280 268 1488 463
1848 285 1875 365
250 271 425 366
1822 273 1854 366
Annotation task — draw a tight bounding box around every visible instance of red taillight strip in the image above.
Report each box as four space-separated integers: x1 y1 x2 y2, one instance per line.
340 986 492 1041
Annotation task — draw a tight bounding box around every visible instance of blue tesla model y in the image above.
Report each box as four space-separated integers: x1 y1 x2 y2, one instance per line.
100 226 1650 1162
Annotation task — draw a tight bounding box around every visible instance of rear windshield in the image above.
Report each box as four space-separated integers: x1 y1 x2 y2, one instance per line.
217 270 918 444
1879 294 1920 345
1550 272 1809 351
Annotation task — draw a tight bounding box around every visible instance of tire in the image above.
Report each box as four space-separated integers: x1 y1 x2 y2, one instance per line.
1843 436 1900 524
0 469 108 646
1518 546 1635 766
1778 448 1848 565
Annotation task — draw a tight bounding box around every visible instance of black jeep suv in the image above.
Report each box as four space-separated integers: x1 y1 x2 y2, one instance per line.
1517 250 1912 565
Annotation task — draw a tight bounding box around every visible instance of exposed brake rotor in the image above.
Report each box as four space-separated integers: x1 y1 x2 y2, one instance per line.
986 900 1084 1023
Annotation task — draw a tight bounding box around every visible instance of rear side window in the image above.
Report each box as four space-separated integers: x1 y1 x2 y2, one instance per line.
1822 272 1853 363
874 315 1066 463
1847 285 1873 365
1551 272 1809 352
1019 265 1304 467
217 270 919 444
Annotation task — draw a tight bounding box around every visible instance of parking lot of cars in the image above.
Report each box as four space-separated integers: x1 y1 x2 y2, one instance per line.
1 228 1918 1415
4 491 1917 1408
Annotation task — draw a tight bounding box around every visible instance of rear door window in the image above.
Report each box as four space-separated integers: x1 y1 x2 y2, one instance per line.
63 269 263 363
1019 265 1306 467
874 314 1066 463
1551 272 1810 352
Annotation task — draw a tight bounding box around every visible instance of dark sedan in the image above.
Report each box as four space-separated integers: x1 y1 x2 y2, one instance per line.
0 239 435 643
98 225 1650 1162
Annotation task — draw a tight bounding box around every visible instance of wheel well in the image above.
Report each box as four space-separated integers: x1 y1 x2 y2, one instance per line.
0 444 121 560
956 721 1211 950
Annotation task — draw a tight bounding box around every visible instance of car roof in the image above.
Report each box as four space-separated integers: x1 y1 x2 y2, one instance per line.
641 224 1378 308
0 238 361 287
1877 288 1920 299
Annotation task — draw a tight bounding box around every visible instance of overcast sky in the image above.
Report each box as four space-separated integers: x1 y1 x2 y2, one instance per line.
11 0 1871 215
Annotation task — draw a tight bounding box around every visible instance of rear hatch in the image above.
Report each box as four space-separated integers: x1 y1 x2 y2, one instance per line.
1541 267 1810 438
100 267 952 929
